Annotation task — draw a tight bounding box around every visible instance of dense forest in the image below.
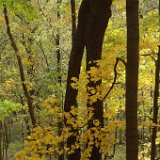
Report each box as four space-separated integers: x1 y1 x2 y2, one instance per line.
0 0 159 160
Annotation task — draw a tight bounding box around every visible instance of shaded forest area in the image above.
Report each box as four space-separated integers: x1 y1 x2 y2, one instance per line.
0 0 160 160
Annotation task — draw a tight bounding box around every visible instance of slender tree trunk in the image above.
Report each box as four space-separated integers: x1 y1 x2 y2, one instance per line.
151 46 160 160
0 122 3 160
64 0 90 159
86 0 112 159
3 121 8 160
56 32 64 160
56 1 64 160
3 6 36 127
56 0 62 87
70 0 76 45
126 0 139 159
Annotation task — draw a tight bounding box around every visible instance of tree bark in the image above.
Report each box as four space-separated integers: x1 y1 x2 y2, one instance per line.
0 121 3 160
3 6 36 127
56 0 62 87
151 46 160 160
65 1 113 159
56 1 64 160
126 0 139 159
64 0 89 159
85 0 112 159
70 0 76 45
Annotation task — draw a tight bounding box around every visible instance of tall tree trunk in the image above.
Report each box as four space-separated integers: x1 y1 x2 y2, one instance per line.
151 1 160 158
0 121 3 160
56 1 64 160
86 1 112 159
64 0 90 159
70 0 76 45
151 46 160 160
65 1 113 159
3 121 9 160
3 6 36 127
126 0 139 159
56 0 62 87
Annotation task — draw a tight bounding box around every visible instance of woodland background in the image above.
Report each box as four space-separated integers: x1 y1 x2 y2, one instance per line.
0 0 159 160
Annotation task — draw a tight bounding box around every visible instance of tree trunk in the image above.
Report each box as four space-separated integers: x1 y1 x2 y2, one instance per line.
3 6 36 127
64 0 89 159
70 0 76 45
151 1 160 158
65 1 113 159
86 0 112 159
0 121 3 160
3 121 9 160
56 1 64 160
151 46 160 160
126 0 139 159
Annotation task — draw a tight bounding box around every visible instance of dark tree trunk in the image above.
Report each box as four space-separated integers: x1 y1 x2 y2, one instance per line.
151 46 160 160
86 0 112 159
64 0 89 159
56 1 64 160
65 1 112 159
151 2 160 159
0 122 3 160
56 0 62 86
3 6 36 127
3 121 9 160
126 0 139 159
70 0 76 45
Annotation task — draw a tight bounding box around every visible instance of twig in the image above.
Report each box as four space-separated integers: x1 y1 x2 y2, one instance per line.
101 57 126 102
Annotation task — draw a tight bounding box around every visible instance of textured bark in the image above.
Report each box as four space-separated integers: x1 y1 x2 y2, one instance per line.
126 0 139 159
3 121 9 160
70 0 76 45
56 0 62 86
0 122 3 160
65 1 112 159
56 1 64 160
64 0 89 159
151 46 160 160
85 0 112 159
3 6 36 127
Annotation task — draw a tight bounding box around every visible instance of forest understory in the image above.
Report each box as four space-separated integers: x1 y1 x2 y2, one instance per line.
0 0 160 160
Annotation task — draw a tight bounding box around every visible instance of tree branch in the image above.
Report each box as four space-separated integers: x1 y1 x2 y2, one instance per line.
101 57 126 101
3 5 36 127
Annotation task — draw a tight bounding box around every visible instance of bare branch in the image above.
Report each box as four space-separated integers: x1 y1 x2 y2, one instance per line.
101 57 126 102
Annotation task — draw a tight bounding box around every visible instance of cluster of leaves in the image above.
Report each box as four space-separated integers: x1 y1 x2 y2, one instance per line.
14 55 125 159
0 100 22 120
0 0 39 21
